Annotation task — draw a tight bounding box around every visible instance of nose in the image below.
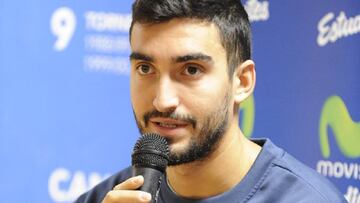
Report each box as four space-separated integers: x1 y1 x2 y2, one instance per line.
153 77 179 112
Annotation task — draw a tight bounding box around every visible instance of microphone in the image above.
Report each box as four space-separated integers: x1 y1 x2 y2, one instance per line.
132 133 169 203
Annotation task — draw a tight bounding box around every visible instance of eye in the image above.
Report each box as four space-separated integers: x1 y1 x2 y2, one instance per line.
183 64 202 76
136 64 154 75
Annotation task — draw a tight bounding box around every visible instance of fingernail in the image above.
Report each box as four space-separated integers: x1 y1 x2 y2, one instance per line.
140 192 151 201
133 175 143 184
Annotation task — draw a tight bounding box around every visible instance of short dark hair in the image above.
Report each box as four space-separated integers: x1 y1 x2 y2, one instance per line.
130 0 252 77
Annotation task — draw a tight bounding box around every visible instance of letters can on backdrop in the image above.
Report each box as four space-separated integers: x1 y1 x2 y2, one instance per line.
0 0 359 202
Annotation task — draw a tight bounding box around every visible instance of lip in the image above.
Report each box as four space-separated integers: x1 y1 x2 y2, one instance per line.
149 117 190 138
149 117 188 125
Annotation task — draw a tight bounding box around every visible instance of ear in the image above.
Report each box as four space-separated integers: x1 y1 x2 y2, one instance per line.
233 60 256 104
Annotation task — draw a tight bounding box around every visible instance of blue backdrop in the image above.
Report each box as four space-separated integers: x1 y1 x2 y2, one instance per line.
0 0 359 202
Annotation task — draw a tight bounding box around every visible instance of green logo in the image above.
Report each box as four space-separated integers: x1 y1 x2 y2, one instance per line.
319 95 360 158
240 94 255 138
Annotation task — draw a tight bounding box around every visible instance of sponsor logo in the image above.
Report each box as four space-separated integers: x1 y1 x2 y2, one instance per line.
83 11 131 76
244 0 270 22
240 94 255 138
317 11 360 47
317 161 360 180
51 7 130 75
84 11 131 33
317 95 360 202
345 186 360 203
48 168 109 202
319 95 360 158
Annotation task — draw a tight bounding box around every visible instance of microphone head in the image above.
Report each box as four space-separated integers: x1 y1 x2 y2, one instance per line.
132 133 169 172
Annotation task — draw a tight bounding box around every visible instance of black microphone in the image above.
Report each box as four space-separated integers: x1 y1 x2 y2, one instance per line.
132 133 169 203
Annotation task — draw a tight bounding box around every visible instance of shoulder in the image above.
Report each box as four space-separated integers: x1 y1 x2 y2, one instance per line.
264 149 346 202
249 138 346 203
74 167 132 203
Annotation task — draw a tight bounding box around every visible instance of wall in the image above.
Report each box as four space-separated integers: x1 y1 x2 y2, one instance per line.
0 0 359 202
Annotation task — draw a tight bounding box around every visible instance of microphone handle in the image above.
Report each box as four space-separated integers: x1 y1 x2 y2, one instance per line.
132 166 164 203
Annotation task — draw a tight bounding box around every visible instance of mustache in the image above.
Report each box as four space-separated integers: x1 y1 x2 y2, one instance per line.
143 110 197 129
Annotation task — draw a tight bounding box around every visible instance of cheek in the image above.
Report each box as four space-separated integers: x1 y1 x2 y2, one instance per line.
182 81 229 115
131 81 146 115
131 79 156 118
189 94 231 132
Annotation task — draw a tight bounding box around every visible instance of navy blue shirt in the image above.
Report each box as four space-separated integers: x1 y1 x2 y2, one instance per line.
75 139 347 203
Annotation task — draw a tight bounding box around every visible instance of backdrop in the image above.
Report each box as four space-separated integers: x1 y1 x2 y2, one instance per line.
0 0 359 202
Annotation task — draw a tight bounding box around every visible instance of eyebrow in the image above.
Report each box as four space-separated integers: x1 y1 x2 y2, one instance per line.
129 52 213 64
129 52 154 62
174 53 213 63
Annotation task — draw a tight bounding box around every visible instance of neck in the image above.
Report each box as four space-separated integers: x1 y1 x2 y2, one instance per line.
165 120 261 199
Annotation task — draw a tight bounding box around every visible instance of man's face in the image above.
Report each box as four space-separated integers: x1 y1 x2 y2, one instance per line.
130 19 235 165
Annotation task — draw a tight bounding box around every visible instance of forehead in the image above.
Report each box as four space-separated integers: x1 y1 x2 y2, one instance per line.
130 18 226 60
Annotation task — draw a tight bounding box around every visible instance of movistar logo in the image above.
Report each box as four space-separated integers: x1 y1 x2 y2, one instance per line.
319 95 360 158
240 94 255 138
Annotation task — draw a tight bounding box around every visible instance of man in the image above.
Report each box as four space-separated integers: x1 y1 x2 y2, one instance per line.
76 0 347 202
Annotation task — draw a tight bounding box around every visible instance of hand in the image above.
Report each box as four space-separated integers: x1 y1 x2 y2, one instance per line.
102 175 152 203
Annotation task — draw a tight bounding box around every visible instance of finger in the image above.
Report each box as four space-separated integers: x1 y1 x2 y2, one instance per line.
113 175 144 190
102 190 151 203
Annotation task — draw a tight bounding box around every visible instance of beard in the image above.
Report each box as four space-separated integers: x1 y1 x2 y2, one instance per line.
134 91 231 166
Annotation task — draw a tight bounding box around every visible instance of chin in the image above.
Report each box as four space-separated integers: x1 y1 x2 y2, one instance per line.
168 139 190 153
